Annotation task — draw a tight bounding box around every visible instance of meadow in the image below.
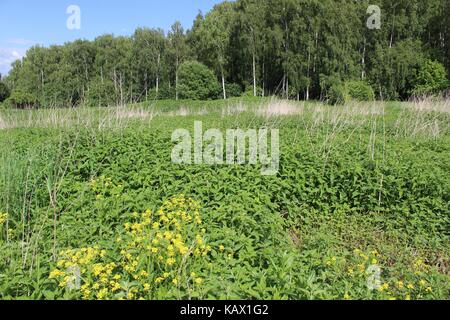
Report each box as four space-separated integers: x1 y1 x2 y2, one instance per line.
0 97 448 300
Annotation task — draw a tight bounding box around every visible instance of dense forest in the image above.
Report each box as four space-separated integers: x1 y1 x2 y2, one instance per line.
1 0 449 108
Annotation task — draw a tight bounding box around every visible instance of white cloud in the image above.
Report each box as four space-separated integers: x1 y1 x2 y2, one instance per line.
0 48 26 76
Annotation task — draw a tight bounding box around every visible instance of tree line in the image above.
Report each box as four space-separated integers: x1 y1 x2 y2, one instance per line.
1 0 449 108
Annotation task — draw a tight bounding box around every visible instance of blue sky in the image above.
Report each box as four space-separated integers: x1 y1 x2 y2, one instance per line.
0 0 224 75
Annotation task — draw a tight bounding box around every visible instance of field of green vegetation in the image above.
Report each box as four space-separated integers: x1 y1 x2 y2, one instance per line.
0 97 448 300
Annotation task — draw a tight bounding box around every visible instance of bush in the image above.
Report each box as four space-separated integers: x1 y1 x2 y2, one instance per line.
242 86 263 97
85 78 118 107
178 61 220 100
0 82 10 103
326 81 374 105
326 83 349 105
157 84 176 100
345 81 375 101
5 91 39 109
225 83 243 98
411 60 449 96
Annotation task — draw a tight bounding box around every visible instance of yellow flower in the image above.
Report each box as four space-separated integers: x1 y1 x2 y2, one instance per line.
110 282 121 292
49 269 65 279
195 278 203 285
425 287 432 293
419 280 427 287
139 270 149 278
344 294 351 300
144 283 151 291
7 228 14 239
0 213 8 225
172 278 178 285
195 235 203 246
396 281 404 289
407 283 414 290
92 263 104 276
97 288 108 300
378 283 389 292
219 245 225 252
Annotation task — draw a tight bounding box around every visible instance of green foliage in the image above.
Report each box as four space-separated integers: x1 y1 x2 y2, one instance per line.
3 0 450 105
412 60 449 96
225 83 243 98
84 78 118 107
0 100 448 300
345 81 375 101
242 85 263 97
0 81 10 103
326 82 349 105
5 91 39 109
178 61 220 100
326 81 375 105
158 85 176 100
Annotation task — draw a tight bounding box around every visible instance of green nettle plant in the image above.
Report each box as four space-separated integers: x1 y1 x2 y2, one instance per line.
177 61 220 100
412 60 449 97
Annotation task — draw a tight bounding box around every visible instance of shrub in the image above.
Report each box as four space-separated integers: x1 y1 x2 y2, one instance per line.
326 81 374 105
411 60 449 96
5 91 39 109
225 83 243 98
326 83 349 105
85 78 118 107
0 82 10 103
242 86 263 97
49 194 218 300
157 84 176 100
345 81 375 101
178 61 220 100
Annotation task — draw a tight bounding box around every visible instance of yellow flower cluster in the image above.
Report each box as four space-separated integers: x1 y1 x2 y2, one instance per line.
0 212 8 225
89 176 124 199
345 249 380 276
119 195 211 288
49 195 216 300
340 250 436 300
89 176 113 191
49 247 121 299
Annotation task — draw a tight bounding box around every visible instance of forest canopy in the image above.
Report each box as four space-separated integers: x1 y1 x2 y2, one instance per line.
2 0 449 108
